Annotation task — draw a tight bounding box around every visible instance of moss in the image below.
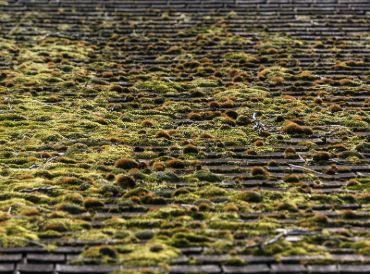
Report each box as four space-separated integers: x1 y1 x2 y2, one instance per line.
275 201 298 212
135 230 154 240
56 202 85 214
187 112 202 121
155 131 171 140
283 121 313 135
351 240 370 255
142 119 155 127
214 85 267 101
329 104 342 112
60 176 83 185
154 171 180 182
84 198 104 209
183 144 198 154
346 178 370 192
252 239 328 258
222 116 236 127
44 218 85 232
257 66 291 84
356 142 369 153
199 185 227 197
118 240 179 266
283 174 301 183
195 170 222 182
342 210 357 219
236 115 251 126
251 166 269 178
306 213 329 226
115 158 140 169
312 151 330 162
170 232 210 247
239 191 263 203
116 175 136 189
224 202 239 212
284 147 298 159
80 245 118 263
135 80 177 94
0 12 367 263
152 161 165 171
337 150 363 159
166 159 185 169
224 52 257 63
140 193 166 205
0 223 39 247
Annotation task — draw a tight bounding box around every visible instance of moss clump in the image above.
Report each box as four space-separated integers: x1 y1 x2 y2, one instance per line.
108 84 123 92
195 170 222 182
102 71 114 78
308 213 329 225
312 151 330 162
356 142 369 153
155 171 180 182
252 239 328 258
284 147 298 159
214 85 267 101
276 201 298 212
337 150 363 159
135 230 154 240
170 232 210 247
84 198 104 209
166 159 185 169
56 203 85 214
136 80 177 94
183 144 199 154
115 158 140 169
283 174 301 183
225 202 239 212
44 219 83 232
80 245 118 263
329 104 342 112
63 193 84 204
257 66 291 85
240 191 263 203
142 119 155 127
224 52 257 63
187 112 202 121
236 115 251 126
60 176 83 185
152 161 165 171
283 121 313 135
352 240 370 255
155 130 171 139
251 166 270 178
0 225 38 248
116 241 179 266
116 175 136 188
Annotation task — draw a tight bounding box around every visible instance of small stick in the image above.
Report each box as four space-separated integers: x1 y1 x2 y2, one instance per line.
288 164 323 175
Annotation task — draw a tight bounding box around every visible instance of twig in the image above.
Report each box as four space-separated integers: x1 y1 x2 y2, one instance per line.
244 229 314 250
26 240 47 248
18 186 59 193
261 232 286 247
252 112 265 133
288 164 323 175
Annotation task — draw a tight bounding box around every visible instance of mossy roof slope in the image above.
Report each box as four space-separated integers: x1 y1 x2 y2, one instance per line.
0 0 369 273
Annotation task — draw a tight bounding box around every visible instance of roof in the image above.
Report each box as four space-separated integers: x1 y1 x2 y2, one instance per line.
0 0 369 273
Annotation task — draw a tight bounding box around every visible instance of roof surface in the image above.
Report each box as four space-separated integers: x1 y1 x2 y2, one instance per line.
0 0 369 273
